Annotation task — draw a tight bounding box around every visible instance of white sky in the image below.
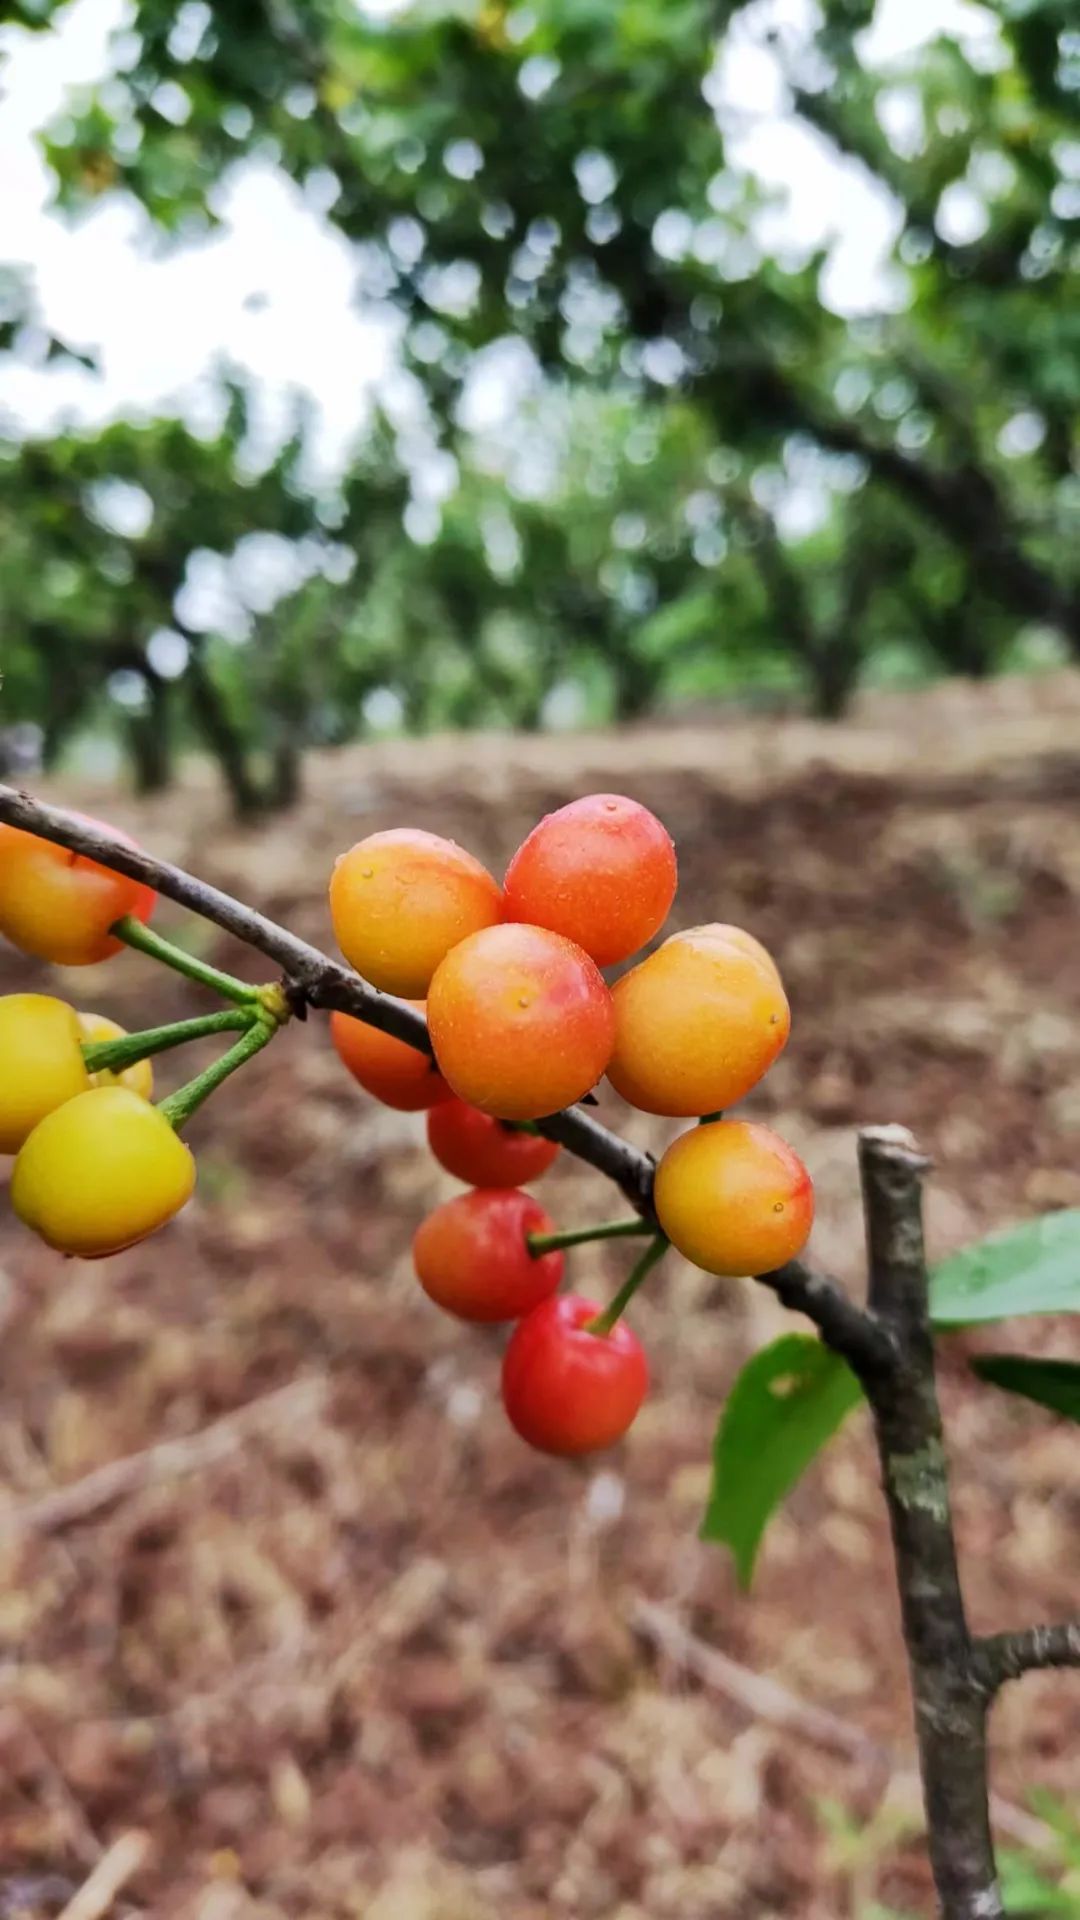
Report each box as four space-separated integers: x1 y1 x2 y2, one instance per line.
0 0 999 469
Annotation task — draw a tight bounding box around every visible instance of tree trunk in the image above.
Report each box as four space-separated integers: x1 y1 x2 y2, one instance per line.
125 679 173 794
185 652 262 820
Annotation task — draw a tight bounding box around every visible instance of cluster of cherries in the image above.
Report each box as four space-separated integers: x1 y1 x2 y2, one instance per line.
0 824 198 1258
326 795 813 1456
0 792 812 1458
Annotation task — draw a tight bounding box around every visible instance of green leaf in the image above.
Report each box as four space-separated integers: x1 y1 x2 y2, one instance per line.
701 1334 863 1589
971 1354 1080 1423
930 1211 1080 1327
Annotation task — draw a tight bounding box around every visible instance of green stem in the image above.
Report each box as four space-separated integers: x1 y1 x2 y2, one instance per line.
587 1234 669 1337
82 1008 255 1074
157 1019 276 1132
112 914 259 1007
527 1217 656 1258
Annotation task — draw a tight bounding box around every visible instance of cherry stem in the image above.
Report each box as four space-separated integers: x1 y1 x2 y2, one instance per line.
527 1217 656 1258
81 1008 256 1074
157 1019 277 1133
587 1234 669 1337
112 914 260 1007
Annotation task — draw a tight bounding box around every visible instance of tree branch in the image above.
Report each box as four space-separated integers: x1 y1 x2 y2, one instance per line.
972 1623 1080 1694
756 1257 898 1379
858 1124 1002 1920
0 783 884 1365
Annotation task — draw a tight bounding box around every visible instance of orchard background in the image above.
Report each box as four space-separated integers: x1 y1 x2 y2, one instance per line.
0 679 1079 1917
3 0 1080 1911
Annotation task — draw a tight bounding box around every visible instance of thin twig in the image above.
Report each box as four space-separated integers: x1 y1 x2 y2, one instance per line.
971 1623 1080 1694
0 1377 327 1539
57 1831 150 1920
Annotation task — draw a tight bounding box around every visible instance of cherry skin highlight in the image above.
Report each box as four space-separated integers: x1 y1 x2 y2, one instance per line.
503 792 677 967
607 923 789 1117
501 1293 649 1455
654 1119 814 1277
330 1005 449 1111
427 1097 559 1188
412 1188 563 1323
0 816 155 966
329 827 503 996
427 922 615 1121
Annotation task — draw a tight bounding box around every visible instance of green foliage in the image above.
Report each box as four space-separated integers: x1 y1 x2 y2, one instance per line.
701 1333 863 1586
999 1795 1080 1916
3 0 1080 804
930 1211 1080 1326
703 1203 1080 1584
819 1787 1080 1917
969 1354 1080 1422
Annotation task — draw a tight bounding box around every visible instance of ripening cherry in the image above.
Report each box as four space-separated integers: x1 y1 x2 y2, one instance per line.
412 1188 564 1323
12 1085 196 1258
76 1012 154 1101
687 921 782 987
427 922 615 1120
0 993 90 1154
427 1097 560 1188
654 1119 814 1277
607 923 789 1117
503 793 677 967
0 816 156 966
329 828 503 996
501 1293 649 1455
330 1005 449 1111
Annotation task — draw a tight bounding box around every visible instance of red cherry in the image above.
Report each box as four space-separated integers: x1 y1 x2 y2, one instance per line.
330 1005 449 1111
503 793 677 967
412 1189 563 1323
426 1098 560 1188
501 1293 649 1455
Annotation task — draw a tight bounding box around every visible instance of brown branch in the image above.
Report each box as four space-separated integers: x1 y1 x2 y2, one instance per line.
859 1124 1002 1920
757 1256 897 1378
0 780 884 1381
972 1623 1080 1694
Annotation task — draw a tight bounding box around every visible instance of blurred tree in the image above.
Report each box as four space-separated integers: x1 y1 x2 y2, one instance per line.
0 0 1077 805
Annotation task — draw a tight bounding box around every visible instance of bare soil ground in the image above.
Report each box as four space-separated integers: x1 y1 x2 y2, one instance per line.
2 674 1080 1919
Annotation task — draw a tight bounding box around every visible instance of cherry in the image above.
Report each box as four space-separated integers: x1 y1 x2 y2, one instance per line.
330 1005 449 1111
501 1293 649 1455
427 922 614 1120
412 1188 564 1323
329 827 503 996
607 923 789 1117
654 1119 814 1276
503 792 676 967
427 1097 559 1187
